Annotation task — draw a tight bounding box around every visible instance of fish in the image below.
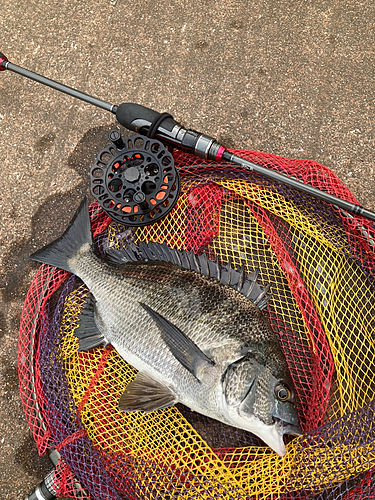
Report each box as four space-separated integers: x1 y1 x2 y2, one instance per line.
30 197 302 456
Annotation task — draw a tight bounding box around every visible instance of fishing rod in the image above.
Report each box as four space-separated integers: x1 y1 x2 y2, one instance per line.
1 52 375 225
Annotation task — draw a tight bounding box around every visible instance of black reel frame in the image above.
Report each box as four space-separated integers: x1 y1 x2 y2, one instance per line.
90 133 180 226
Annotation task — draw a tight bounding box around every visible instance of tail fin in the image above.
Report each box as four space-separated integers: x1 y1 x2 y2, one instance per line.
30 197 92 273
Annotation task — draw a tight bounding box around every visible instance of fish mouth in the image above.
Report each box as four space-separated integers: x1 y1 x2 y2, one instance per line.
261 420 288 456
281 422 303 437
274 417 303 437
274 415 303 437
234 416 293 457
262 419 303 457
229 408 303 456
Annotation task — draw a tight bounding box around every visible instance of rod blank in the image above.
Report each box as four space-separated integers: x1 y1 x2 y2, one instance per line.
2 52 374 224
224 152 375 223
1 57 117 113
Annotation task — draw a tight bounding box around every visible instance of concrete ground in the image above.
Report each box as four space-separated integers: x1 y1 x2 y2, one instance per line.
0 0 374 498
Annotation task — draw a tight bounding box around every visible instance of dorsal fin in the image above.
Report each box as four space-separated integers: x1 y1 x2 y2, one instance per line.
106 241 271 310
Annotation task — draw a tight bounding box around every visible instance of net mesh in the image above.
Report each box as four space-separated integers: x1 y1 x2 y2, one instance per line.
19 149 375 499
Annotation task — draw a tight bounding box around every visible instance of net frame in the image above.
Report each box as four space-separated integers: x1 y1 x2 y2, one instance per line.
19 149 375 499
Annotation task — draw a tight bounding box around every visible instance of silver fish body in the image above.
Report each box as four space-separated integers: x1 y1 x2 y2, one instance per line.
31 198 301 456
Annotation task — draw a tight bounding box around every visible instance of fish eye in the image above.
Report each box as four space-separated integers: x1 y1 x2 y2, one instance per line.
275 383 291 402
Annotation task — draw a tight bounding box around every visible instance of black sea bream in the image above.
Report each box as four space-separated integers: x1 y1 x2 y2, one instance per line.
31 198 302 456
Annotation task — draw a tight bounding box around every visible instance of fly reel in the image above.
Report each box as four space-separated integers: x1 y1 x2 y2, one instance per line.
90 132 180 226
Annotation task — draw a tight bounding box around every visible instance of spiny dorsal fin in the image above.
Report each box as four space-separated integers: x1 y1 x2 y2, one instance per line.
231 264 245 290
207 256 221 281
106 241 271 310
106 242 143 265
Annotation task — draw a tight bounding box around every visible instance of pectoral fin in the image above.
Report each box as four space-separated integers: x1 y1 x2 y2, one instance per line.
139 302 215 380
119 372 177 413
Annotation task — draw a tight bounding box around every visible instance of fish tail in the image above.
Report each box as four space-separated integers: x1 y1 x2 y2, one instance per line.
30 197 92 273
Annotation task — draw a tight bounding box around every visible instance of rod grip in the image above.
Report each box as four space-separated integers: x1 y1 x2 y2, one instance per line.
116 103 178 134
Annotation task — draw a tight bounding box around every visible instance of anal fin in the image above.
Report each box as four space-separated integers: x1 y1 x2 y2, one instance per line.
75 292 108 351
119 372 177 413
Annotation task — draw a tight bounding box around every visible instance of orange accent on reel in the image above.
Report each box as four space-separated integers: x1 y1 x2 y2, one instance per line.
156 191 166 200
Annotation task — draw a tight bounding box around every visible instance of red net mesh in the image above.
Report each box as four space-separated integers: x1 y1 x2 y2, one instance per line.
19 149 375 499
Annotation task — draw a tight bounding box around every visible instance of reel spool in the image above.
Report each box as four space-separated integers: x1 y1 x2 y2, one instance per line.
90 132 180 226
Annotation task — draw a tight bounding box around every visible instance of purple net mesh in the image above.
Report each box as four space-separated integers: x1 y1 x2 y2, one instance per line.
19 149 375 499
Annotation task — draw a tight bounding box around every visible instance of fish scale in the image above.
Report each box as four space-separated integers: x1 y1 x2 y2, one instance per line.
78 253 248 397
74 253 208 404
30 197 302 456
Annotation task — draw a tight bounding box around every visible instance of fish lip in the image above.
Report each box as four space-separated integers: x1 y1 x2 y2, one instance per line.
275 417 303 437
271 399 300 428
283 424 303 437
230 412 288 456
266 420 287 457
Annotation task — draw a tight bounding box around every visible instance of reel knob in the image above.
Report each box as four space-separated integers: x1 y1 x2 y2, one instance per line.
90 134 180 226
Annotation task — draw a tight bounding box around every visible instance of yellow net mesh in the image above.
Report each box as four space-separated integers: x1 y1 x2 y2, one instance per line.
23 150 375 499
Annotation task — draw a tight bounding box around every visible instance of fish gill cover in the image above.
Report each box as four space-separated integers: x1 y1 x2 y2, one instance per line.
19 149 375 499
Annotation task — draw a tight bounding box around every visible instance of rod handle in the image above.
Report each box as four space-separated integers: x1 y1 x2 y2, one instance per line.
116 102 178 134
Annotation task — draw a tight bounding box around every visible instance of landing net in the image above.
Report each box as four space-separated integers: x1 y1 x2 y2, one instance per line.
19 149 375 499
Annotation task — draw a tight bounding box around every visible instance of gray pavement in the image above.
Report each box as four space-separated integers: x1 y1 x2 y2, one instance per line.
0 0 374 498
